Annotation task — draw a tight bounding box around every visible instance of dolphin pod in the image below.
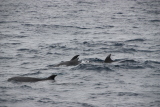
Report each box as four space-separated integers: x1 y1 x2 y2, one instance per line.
8 54 114 82
8 74 57 82
55 54 113 67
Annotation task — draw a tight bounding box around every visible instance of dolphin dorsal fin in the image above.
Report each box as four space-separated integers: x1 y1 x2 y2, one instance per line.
47 75 57 80
70 55 79 61
104 54 113 63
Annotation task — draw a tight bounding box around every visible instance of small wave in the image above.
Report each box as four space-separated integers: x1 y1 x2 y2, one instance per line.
49 44 66 49
22 23 90 30
85 58 104 63
133 26 139 28
141 84 160 88
3 43 21 45
0 21 18 23
11 43 21 45
21 71 42 76
113 42 124 46
22 23 34 27
118 59 145 69
53 25 90 29
151 73 160 77
95 25 114 29
20 85 32 89
82 41 105 48
117 92 139 96
150 20 160 22
47 64 56 67
54 101 96 107
0 57 13 59
147 10 160 14
77 1 95 5
119 59 138 63
122 48 137 53
138 49 155 53
17 48 39 54
79 102 96 107
72 63 113 71
149 101 160 107
21 62 30 65
56 82 84 86
116 12 123 14
15 35 28 38
125 38 145 42
38 98 53 103
145 60 160 65
128 65 144 69
32 68 49 72
0 86 11 90
144 60 160 68
0 98 7 103
17 48 30 51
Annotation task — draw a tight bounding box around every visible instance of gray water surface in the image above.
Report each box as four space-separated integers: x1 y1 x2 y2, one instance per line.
0 0 160 107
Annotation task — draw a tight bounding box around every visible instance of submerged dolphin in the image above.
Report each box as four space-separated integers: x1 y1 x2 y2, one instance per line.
8 74 57 82
104 54 114 63
55 55 81 67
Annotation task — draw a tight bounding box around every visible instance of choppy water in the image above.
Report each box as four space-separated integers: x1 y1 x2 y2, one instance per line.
0 0 160 107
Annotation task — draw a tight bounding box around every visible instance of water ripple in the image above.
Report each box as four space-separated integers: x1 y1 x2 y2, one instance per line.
125 38 145 42
117 92 139 96
72 63 113 71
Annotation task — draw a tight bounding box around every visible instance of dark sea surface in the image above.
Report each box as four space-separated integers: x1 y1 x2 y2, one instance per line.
0 0 160 107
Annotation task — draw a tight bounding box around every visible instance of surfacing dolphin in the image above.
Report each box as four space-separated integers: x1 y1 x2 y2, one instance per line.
8 74 57 82
104 54 114 63
55 55 81 67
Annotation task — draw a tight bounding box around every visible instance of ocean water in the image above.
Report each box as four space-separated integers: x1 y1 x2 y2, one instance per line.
0 0 160 107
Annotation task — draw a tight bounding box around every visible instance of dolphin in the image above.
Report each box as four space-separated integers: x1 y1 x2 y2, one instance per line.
8 74 57 82
55 55 81 67
104 54 114 63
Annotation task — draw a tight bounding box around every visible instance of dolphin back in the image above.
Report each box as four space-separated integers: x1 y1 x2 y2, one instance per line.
8 74 57 82
8 77 41 82
55 55 80 67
